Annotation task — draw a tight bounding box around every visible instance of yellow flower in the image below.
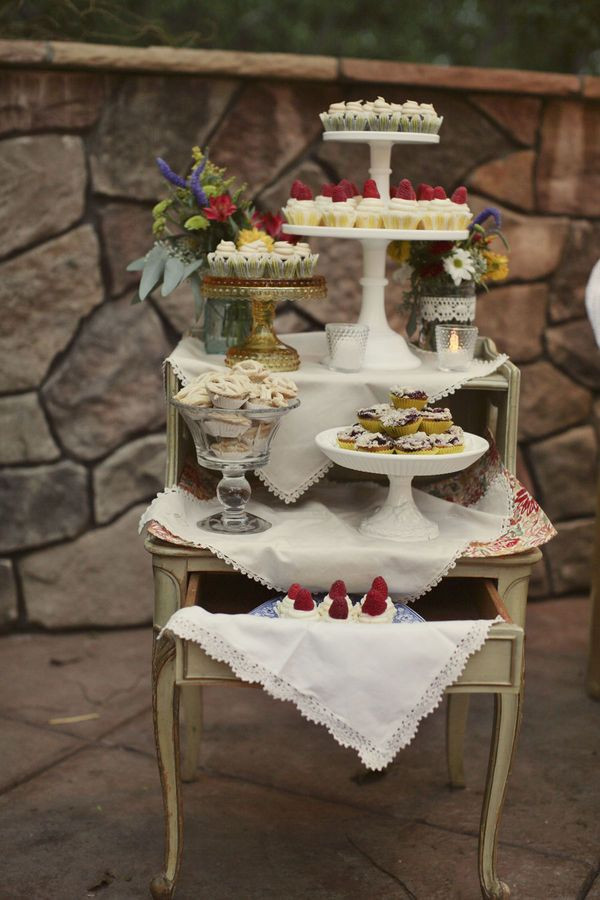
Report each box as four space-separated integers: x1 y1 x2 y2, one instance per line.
482 250 509 282
388 240 411 263
237 228 274 251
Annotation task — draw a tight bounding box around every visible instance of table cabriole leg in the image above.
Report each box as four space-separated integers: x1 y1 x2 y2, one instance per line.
478 689 523 900
150 636 182 900
181 686 203 783
446 693 470 788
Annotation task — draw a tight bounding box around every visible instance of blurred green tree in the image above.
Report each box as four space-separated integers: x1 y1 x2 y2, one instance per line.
2 0 599 74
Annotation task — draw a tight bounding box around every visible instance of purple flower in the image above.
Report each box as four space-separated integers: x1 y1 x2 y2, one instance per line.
469 206 501 230
156 157 187 189
190 159 208 207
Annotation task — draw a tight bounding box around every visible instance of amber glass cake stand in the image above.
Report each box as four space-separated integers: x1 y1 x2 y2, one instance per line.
202 275 327 372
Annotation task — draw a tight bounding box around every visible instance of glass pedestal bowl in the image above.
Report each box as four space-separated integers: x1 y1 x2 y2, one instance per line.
171 398 300 534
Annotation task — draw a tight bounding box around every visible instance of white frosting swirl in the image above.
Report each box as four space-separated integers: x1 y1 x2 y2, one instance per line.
272 241 298 259
215 240 237 258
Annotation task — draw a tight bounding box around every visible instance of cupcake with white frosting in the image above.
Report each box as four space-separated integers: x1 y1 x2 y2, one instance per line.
319 101 347 131
322 185 357 228
208 239 239 276
239 238 270 277
282 183 323 226
369 96 393 131
345 99 368 130
355 180 385 228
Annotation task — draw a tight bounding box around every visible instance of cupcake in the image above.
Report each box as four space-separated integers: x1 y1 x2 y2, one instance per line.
320 101 347 131
402 100 424 132
208 239 238 276
420 407 454 434
389 386 429 410
205 372 251 409
203 411 252 439
431 425 464 454
283 183 323 226
319 579 353 617
322 185 357 228
293 241 318 277
231 359 269 383
315 183 335 211
269 240 299 278
338 179 361 207
379 408 423 437
210 438 252 460
394 432 436 455
344 100 368 131
357 403 392 432
419 102 443 134
239 238 270 277
449 186 472 229
336 423 366 450
355 180 385 228
384 179 421 229
355 432 394 454
278 587 320 620
357 587 396 624
368 96 392 131
419 187 457 230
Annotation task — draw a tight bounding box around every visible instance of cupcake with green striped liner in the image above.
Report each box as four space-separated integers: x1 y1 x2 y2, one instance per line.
402 100 425 132
368 96 393 131
294 242 319 277
270 241 299 278
419 103 443 134
319 101 347 131
239 238 270 277
208 240 238 276
344 100 369 130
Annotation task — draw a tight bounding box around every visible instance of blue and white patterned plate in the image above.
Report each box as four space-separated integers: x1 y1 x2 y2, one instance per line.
250 594 425 624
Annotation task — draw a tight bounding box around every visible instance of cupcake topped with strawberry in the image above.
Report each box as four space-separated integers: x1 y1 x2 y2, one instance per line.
357 582 396 624
278 586 320 620
322 185 357 228
282 182 322 227
356 179 386 228
320 579 353 617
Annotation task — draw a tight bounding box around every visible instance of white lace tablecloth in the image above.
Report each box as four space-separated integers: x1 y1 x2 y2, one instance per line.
166 332 508 503
141 475 512 600
162 604 504 769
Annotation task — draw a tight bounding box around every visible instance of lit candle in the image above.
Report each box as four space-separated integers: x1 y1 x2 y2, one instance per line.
449 329 460 353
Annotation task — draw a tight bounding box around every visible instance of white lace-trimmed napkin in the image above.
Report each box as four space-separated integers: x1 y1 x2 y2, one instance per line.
140 476 512 600
162 605 504 769
166 332 508 503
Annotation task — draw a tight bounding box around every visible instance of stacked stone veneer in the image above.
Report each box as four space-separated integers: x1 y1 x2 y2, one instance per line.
1 42 599 629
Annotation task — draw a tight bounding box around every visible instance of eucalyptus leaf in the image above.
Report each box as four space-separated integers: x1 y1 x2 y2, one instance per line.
139 245 168 300
189 273 204 321
126 256 147 272
182 258 204 280
161 256 186 296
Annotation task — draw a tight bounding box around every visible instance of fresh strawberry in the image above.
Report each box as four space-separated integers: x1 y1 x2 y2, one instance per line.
287 582 301 600
371 575 388 596
348 181 360 197
320 183 335 197
296 184 313 201
294 588 315 611
433 185 447 199
338 179 354 197
362 179 380 198
329 596 349 619
361 588 387 617
290 180 305 199
329 579 347 600
389 185 398 199
332 185 348 202
416 182 433 200
396 178 416 200
451 186 468 204
420 185 435 201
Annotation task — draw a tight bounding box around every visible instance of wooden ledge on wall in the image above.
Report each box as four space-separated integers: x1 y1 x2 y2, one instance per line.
0 39 590 98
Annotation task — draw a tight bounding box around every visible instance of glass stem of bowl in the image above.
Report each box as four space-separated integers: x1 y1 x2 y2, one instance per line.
216 467 252 527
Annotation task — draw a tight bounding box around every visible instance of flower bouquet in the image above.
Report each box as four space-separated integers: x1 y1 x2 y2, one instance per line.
389 205 509 350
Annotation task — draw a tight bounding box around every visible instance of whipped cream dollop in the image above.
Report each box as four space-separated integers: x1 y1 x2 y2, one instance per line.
272 241 298 259
241 239 270 255
293 242 312 258
214 240 238 257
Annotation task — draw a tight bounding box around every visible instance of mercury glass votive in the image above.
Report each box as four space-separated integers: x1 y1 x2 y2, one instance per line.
325 323 370 372
435 324 478 372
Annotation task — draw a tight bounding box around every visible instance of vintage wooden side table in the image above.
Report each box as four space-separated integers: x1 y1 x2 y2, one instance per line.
147 338 540 899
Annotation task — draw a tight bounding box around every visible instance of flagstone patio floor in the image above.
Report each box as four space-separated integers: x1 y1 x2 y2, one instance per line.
0 596 598 899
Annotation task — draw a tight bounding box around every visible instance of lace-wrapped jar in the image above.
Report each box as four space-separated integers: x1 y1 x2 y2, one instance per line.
416 284 476 351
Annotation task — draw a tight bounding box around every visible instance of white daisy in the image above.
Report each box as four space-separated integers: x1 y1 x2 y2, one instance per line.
443 248 476 286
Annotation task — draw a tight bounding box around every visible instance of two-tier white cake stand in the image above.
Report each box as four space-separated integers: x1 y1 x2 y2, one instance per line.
283 131 468 371
316 428 489 542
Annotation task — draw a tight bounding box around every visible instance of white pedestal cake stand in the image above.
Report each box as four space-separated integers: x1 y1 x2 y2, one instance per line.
315 427 489 542
283 130 468 371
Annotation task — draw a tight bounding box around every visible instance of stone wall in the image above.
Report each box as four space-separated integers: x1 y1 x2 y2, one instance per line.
1 41 598 629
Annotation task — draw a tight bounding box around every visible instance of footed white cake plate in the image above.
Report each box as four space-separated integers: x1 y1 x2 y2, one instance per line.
315 428 489 542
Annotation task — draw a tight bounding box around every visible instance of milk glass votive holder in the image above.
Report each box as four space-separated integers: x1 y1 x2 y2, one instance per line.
326 323 369 372
435 324 478 372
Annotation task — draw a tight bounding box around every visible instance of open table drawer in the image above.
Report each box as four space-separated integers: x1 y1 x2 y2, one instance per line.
175 577 523 692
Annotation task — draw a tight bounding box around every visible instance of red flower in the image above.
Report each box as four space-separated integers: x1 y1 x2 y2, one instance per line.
252 209 298 244
430 241 454 255
419 261 445 278
203 194 237 222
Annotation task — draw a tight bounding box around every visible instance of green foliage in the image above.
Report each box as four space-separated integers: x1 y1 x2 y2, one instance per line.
3 0 600 73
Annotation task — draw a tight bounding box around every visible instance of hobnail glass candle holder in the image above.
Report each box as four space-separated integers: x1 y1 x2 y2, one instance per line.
435 324 478 372
171 398 300 534
325 323 370 372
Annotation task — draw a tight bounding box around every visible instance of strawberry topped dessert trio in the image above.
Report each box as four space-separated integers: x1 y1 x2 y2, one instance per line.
282 178 472 231
277 577 399 624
